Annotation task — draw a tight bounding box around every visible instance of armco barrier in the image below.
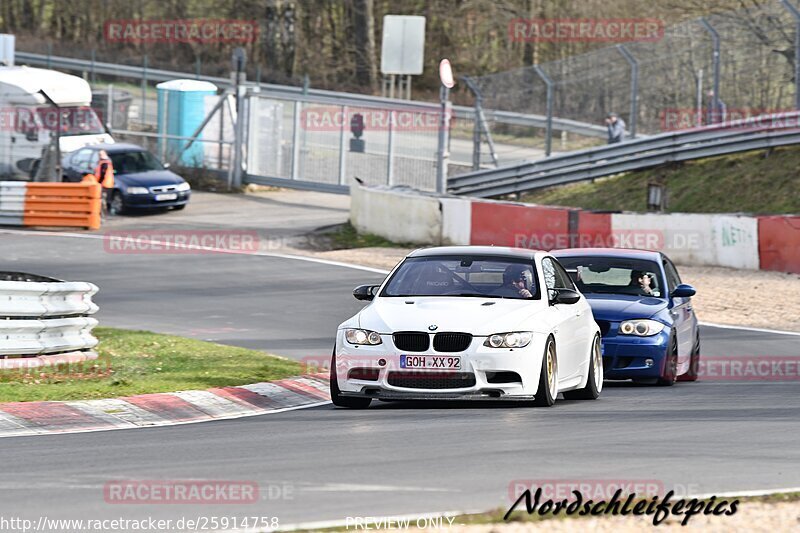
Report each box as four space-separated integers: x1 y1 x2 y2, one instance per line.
0 182 101 230
0 273 99 368
759 216 800 274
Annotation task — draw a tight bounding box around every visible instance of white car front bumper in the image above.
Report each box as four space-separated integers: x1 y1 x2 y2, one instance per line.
334 331 547 400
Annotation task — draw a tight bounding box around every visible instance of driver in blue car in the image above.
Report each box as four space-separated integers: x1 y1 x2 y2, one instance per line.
629 270 655 296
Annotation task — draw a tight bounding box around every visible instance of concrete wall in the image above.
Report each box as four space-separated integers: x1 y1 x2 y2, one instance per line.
350 184 799 274
350 185 443 245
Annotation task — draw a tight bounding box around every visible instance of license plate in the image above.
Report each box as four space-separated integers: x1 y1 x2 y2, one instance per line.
400 355 461 370
155 193 178 201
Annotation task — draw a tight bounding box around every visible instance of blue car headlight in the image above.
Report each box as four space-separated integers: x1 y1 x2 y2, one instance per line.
619 319 665 336
126 186 149 195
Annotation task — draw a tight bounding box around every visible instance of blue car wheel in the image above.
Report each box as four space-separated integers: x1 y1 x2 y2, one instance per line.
657 332 679 386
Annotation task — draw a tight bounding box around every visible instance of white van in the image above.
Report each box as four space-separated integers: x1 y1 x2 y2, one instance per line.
0 66 114 179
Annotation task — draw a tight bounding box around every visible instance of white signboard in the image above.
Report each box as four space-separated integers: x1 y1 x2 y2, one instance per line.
381 16 426 75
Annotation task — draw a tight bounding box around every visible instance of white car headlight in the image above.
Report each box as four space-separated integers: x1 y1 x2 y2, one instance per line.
483 331 533 348
175 182 191 192
344 328 382 345
126 186 149 195
619 319 665 336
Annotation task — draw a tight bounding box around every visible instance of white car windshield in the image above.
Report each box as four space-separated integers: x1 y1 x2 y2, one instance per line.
381 255 540 299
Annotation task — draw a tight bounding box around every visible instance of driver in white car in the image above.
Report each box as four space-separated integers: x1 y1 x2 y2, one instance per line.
494 264 535 299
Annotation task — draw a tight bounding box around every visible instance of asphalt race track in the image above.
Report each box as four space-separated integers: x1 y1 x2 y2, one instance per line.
1 230 799 526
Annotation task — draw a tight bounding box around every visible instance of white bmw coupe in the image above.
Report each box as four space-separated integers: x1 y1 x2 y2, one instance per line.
331 246 603 408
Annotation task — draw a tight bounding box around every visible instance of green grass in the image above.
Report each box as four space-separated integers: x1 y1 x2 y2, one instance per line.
326 222 410 249
521 146 800 214
0 327 301 403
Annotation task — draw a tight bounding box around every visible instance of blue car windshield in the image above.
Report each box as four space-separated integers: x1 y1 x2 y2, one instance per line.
109 151 164 174
380 255 540 299
557 257 665 298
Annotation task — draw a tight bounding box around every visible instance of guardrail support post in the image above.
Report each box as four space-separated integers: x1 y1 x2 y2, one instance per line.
699 18 721 124
616 45 638 138
782 0 800 110
533 65 554 157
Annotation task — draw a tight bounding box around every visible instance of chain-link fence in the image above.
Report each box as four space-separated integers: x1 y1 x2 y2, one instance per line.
471 0 800 137
245 95 446 190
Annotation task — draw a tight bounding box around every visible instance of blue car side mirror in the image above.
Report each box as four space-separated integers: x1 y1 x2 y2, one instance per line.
671 284 696 298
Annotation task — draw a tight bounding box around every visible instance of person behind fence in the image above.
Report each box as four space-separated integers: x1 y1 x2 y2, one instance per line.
705 90 727 125
605 112 626 144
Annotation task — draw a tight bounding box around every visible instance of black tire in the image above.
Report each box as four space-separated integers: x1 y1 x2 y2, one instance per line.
532 336 557 407
657 333 679 386
173 204 187 211
563 334 603 400
678 332 700 382
108 191 126 216
330 350 371 409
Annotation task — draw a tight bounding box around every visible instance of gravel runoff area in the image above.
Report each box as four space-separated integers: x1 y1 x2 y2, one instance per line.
284 246 800 333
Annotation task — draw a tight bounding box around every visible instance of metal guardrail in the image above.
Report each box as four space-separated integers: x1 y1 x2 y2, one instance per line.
448 112 800 197
0 274 99 358
14 52 609 139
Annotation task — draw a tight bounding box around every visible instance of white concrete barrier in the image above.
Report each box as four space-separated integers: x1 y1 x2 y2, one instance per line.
351 185 442 245
439 198 471 245
711 215 760 270
611 213 716 265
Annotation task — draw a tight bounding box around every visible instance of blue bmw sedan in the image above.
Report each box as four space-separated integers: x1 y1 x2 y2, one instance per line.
552 248 699 385
62 143 191 214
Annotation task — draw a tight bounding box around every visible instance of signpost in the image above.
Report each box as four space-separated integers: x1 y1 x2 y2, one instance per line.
436 59 454 194
380 15 426 99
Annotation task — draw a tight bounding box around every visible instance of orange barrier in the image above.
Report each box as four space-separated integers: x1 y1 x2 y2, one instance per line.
758 216 800 274
21 183 102 230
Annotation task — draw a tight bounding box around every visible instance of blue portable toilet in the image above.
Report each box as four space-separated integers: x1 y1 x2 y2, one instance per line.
156 79 218 166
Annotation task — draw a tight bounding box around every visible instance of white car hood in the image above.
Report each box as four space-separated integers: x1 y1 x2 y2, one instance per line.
355 296 551 336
